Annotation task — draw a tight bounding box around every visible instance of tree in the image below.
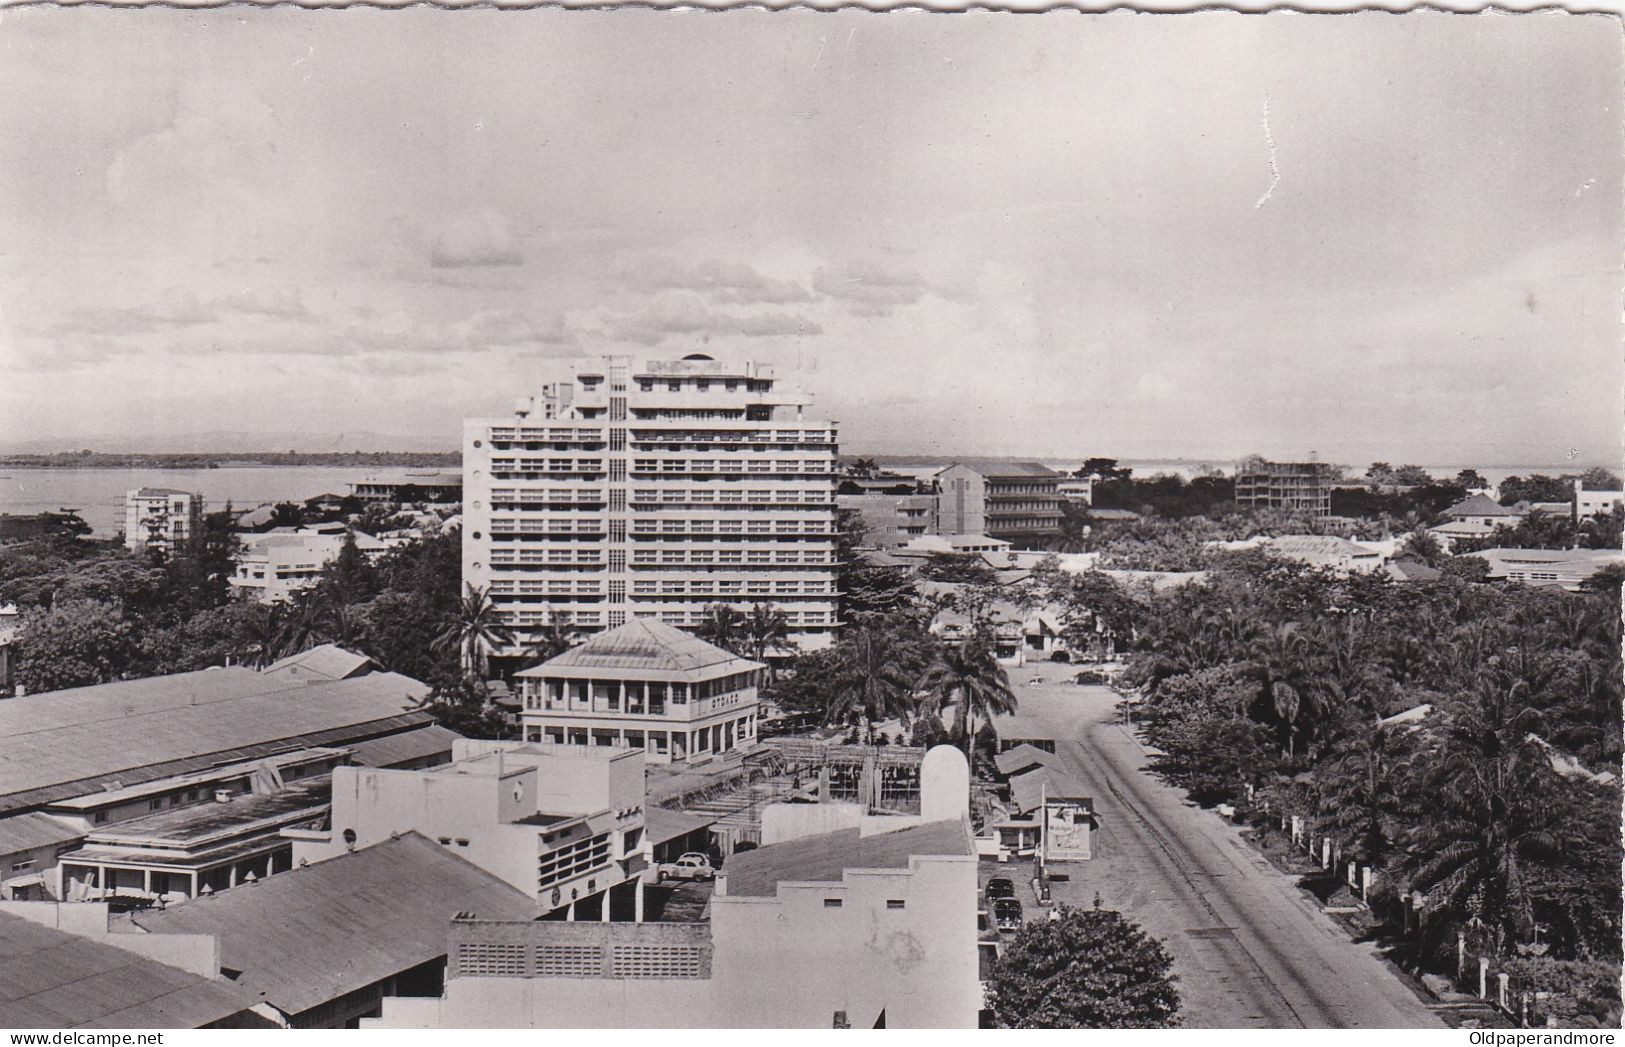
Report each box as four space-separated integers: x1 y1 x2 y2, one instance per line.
846 456 880 478
266 501 306 529
918 552 1000 586
1047 503 1091 555
741 603 790 664
1315 719 1417 869
433 584 514 690
1454 469 1490 491
13 600 139 693
825 618 932 739
1498 475 1571 506
1441 554 1491 583
1076 458 1133 481
1577 467 1621 491
517 610 579 670
1365 462 1397 486
917 636 1016 772
693 604 745 654
990 908 1180 1028
1393 465 1434 487
318 529 379 606
1139 668 1276 805
1395 529 1447 569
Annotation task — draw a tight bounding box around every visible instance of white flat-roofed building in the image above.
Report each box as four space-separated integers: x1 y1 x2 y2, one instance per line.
516 618 764 765
462 352 839 661
124 488 204 556
230 529 388 603
295 740 648 922
1574 479 1624 519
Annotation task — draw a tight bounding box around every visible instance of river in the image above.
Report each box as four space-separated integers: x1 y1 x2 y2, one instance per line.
0 466 431 537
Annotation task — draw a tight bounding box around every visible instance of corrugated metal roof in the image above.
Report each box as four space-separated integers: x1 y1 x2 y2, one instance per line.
261 644 376 682
721 819 971 898
1010 768 1091 815
994 745 1061 777
0 911 254 1029
124 833 537 1018
0 812 83 856
0 667 292 738
344 724 463 768
518 618 763 678
0 674 431 815
1268 535 1380 557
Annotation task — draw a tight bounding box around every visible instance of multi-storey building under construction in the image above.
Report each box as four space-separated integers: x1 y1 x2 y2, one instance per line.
1233 456 1335 517
463 353 840 664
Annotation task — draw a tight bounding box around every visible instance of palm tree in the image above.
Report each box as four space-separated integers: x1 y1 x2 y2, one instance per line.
517 610 578 671
1315 718 1417 869
918 635 1018 774
231 602 284 668
434 584 514 692
742 603 791 665
1047 504 1091 555
1247 623 1325 758
826 621 926 741
1404 671 1565 952
693 604 745 654
275 589 335 659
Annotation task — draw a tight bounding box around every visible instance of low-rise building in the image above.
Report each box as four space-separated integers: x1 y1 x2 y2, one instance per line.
1468 547 1625 591
0 661 443 901
121 833 537 1028
1574 479 1624 520
366 746 981 1030
1056 477 1094 505
294 740 649 922
0 906 263 1028
935 461 1063 548
230 528 389 603
351 471 464 504
516 618 765 765
1264 534 1385 574
838 481 942 549
124 488 203 556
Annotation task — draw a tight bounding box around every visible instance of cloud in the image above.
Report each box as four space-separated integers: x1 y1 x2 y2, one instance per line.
428 210 524 269
606 295 822 346
619 257 816 305
221 287 313 322
38 289 218 337
811 261 930 317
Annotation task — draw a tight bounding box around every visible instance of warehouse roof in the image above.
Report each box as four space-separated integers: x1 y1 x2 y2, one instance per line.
343 724 462 768
517 618 763 681
124 833 536 1018
721 819 971 898
0 673 431 816
260 644 377 683
0 911 255 1029
0 812 84 857
0 668 291 739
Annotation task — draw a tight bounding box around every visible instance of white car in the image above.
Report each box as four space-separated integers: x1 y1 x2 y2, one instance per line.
657 853 716 882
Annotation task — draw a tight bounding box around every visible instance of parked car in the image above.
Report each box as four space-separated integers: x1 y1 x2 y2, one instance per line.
657 853 716 882
993 897 1024 932
985 876 1016 903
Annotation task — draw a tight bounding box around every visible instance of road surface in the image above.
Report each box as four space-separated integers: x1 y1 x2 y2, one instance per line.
997 663 1443 1029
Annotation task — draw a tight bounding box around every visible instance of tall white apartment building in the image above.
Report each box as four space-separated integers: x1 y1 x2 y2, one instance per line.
463 353 839 662
123 488 204 557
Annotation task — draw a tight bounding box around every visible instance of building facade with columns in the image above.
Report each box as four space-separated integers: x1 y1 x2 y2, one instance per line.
516 618 765 765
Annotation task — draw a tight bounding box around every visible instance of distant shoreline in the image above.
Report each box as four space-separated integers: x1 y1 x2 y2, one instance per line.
0 451 461 470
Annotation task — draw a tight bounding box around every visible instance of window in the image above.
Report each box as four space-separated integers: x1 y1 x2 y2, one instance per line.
887 899 906 910
823 898 843 908
93 811 108 824
609 460 626 481
149 799 163 811
10 859 35 873
609 428 627 450
609 519 627 541
609 490 627 512
668 380 681 392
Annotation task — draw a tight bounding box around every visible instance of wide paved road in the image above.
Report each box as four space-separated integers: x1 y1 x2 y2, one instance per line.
998 663 1443 1029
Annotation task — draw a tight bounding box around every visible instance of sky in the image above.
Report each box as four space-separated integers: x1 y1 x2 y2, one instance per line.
0 9 1619 466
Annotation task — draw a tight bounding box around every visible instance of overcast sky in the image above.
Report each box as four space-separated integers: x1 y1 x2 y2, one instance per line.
0 10 1618 465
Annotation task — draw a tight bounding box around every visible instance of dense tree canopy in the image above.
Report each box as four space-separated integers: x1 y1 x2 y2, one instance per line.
991 908 1180 1029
